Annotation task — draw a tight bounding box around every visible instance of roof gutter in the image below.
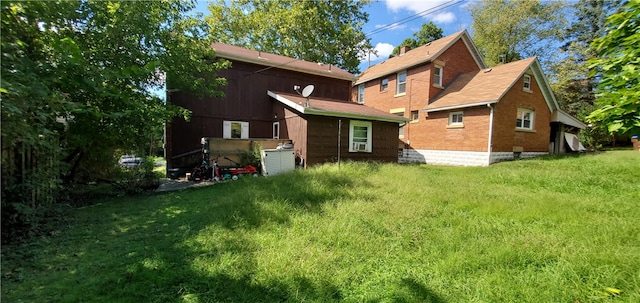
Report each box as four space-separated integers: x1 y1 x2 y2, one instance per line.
423 100 499 113
303 108 408 123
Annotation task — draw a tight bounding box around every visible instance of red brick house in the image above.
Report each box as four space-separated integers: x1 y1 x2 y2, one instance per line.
165 43 406 172
354 30 585 166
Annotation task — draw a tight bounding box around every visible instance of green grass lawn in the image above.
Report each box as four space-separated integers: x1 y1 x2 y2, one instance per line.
2 151 639 302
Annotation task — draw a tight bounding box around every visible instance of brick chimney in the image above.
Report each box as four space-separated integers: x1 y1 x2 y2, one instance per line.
400 45 410 55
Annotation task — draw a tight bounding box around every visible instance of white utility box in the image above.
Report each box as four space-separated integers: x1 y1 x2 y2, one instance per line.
260 149 295 176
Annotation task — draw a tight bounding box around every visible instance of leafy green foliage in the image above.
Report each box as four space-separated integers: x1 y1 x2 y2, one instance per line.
549 0 621 148
1 1 229 242
587 0 640 135
2 152 639 302
468 0 565 67
206 0 372 74
389 22 443 58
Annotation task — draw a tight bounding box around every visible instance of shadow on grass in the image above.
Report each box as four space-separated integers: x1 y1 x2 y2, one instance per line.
2 166 384 302
398 278 447 303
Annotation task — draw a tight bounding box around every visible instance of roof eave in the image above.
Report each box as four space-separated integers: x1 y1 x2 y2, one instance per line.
216 50 356 82
354 58 433 85
553 109 587 129
305 108 408 123
267 90 307 113
423 100 499 113
529 59 560 112
267 90 407 123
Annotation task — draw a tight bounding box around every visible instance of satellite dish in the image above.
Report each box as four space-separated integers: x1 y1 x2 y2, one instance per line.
301 85 315 98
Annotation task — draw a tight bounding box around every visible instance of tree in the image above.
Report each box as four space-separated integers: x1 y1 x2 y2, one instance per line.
586 0 640 136
206 0 371 74
1 1 229 240
550 0 620 116
548 0 621 148
389 22 443 58
467 0 565 67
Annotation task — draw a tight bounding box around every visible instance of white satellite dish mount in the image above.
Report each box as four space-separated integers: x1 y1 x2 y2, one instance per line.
294 84 315 107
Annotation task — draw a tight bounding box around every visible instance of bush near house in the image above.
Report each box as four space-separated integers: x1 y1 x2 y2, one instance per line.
2 151 639 302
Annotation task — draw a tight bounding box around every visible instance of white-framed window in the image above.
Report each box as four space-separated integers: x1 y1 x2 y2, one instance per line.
410 110 419 122
449 111 463 126
349 120 372 153
392 111 405 137
223 121 249 139
523 74 532 91
434 65 443 87
357 84 365 104
272 122 280 139
396 71 407 95
380 78 389 91
516 108 534 130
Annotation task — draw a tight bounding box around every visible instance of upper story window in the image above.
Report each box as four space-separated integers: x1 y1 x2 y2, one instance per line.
349 120 372 153
516 108 534 130
523 74 532 91
357 84 365 104
224 121 249 139
396 72 407 95
448 111 463 126
380 78 389 91
434 65 443 87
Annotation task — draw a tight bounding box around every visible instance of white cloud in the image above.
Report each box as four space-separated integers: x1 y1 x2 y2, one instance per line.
432 12 456 24
360 42 395 63
371 42 395 62
384 0 458 24
374 42 395 59
375 22 407 31
385 0 449 13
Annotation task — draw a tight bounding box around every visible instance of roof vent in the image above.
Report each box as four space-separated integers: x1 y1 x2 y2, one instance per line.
484 68 492 73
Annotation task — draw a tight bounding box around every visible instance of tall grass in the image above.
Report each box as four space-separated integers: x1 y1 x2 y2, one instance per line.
2 151 639 302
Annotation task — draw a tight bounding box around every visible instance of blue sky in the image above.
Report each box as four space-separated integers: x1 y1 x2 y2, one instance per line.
359 0 472 71
192 0 473 73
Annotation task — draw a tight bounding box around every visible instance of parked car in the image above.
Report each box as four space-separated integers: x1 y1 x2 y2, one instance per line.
119 155 142 168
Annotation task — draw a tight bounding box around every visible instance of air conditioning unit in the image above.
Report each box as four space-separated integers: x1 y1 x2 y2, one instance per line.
353 142 367 151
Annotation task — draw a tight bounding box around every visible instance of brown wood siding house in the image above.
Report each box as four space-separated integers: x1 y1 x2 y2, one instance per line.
353 30 586 166
166 43 406 172
268 91 406 166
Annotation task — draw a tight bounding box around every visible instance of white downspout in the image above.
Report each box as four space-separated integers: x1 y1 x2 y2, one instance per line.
487 104 494 166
